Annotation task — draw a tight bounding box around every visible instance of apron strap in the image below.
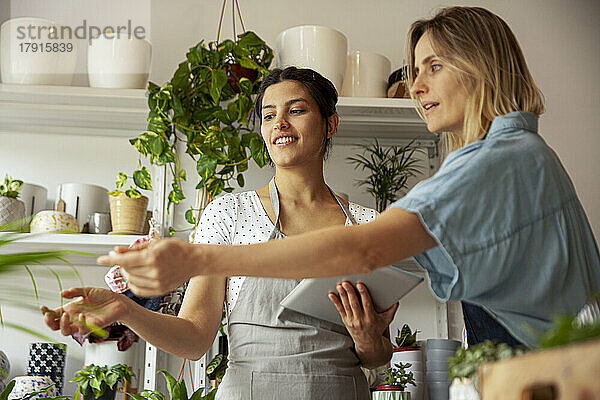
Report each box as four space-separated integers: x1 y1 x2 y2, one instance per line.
268 177 357 241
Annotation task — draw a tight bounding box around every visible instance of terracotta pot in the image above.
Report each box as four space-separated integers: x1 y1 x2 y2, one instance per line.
108 194 148 234
225 63 258 93
0 196 25 230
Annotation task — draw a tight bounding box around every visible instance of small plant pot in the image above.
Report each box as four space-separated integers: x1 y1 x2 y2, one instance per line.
109 194 148 234
83 385 117 400
225 63 258 93
373 387 411 400
0 196 25 230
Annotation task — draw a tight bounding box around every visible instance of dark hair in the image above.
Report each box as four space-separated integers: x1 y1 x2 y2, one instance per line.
254 66 338 160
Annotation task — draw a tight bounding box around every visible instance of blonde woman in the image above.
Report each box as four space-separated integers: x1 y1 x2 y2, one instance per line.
100 6 599 349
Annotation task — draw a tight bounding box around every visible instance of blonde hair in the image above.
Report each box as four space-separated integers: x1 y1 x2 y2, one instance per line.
406 6 545 152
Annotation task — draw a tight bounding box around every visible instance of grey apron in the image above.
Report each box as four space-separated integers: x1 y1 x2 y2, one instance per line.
215 178 370 400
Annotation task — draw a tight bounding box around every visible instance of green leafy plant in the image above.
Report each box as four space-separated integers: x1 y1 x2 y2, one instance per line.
448 341 526 391
128 30 273 232
394 323 420 348
129 370 216 400
538 314 600 349
0 175 23 198
71 364 135 400
108 168 153 199
0 227 102 338
347 140 423 212
206 353 228 383
378 362 416 391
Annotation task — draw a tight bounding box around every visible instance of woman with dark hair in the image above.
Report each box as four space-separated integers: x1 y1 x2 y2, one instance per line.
96 6 598 349
43 67 395 399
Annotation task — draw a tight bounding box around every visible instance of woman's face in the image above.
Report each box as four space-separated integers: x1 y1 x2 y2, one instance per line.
260 80 335 168
410 31 469 136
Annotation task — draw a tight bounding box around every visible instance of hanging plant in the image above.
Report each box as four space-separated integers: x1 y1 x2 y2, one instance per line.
126 5 273 233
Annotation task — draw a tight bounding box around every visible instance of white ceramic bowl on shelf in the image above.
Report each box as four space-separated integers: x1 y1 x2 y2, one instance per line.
275 25 347 92
341 50 391 98
88 34 152 88
30 210 79 233
0 17 78 85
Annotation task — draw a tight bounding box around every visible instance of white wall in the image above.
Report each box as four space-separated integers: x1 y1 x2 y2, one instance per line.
1 0 599 395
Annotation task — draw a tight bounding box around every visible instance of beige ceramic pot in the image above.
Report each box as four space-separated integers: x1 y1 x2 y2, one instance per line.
109 193 148 234
0 196 25 230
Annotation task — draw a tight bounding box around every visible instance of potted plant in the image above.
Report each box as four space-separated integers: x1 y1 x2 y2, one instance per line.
127 30 273 234
0 379 70 400
391 324 421 364
374 362 416 399
71 363 135 400
347 140 423 212
447 340 525 398
0 175 25 231
129 370 216 400
108 169 152 234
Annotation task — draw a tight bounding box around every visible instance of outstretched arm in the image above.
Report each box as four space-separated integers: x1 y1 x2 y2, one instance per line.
41 275 225 360
98 208 436 297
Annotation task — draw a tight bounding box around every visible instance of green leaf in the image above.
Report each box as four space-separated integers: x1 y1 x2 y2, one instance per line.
116 173 128 188
237 78 253 95
171 61 190 90
196 155 218 182
206 178 225 197
209 68 228 105
108 190 122 197
133 167 153 191
249 138 268 168
237 57 259 70
168 183 185 204
236 174 244 187
149 135 165 156
157 370 181 400
0 380 15 400
178 169 187 181
185 208 196 225
125 188 142 199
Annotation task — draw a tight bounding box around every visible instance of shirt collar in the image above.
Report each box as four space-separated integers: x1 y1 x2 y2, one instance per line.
487 111 538 138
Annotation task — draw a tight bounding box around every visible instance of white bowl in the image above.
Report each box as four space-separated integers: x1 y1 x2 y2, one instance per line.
55 183 109 231
1 17 77 85
20 183 48 218
341 50 391 98
88 35 152 88
30 210 79 233
275 25 347 92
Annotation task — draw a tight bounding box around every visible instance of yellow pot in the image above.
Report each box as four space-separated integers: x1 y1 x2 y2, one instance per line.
108 193 148 234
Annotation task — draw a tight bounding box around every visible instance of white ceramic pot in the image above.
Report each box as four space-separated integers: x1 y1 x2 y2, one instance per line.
341 50 391 98
0 196 25 229
0 17 78 85
55 183 109 231
8 376 57 400
449 378 480 400
20 183 48 217
30 210 79 233
275 25 347 92
88 35 152 88
84 341 139 368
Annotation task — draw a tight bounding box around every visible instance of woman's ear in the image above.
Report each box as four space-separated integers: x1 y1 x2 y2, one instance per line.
327 114 339 138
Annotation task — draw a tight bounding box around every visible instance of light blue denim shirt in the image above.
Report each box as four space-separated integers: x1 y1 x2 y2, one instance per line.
390 111 600 347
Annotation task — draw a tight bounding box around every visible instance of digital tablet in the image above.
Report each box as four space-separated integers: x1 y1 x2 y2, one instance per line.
280 260 424 326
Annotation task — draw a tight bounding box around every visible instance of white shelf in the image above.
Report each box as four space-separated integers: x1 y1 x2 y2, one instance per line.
0 84 433 144
0 232 144 266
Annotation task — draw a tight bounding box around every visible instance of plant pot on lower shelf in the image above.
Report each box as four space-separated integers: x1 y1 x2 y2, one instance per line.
108 194 148 234
373 387 411 400
0 196 25 230
83 385 116 400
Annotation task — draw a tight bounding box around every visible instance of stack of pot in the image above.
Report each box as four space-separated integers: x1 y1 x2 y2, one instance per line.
425 339 461 400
